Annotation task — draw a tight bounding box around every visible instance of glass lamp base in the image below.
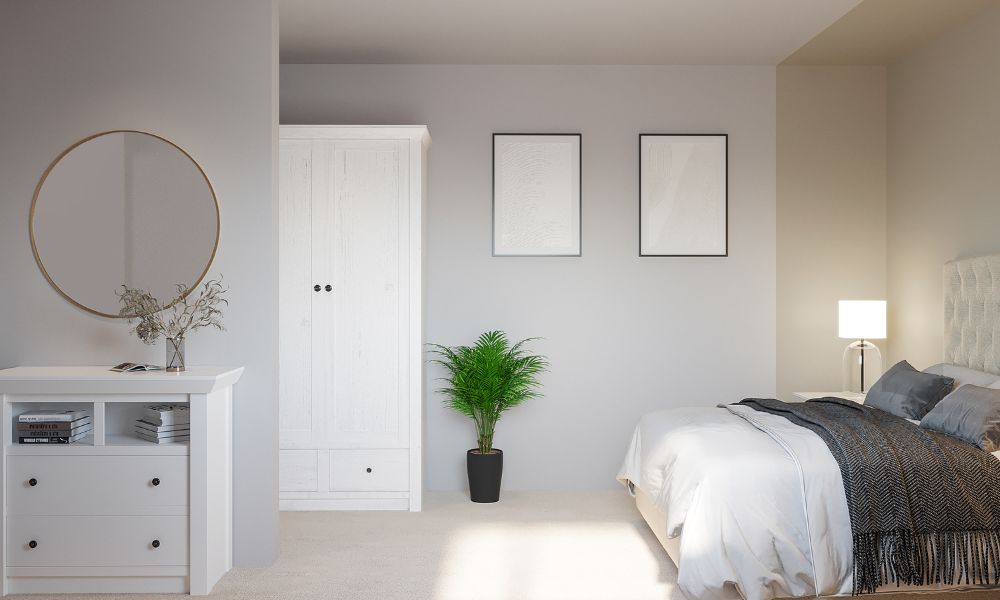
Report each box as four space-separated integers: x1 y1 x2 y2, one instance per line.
842 340 882 393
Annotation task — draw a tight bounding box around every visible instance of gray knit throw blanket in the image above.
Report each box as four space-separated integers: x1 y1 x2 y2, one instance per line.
739 397 1000 595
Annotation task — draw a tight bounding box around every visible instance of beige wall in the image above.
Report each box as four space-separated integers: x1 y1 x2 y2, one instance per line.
886 3 1000 369
776 66 887 400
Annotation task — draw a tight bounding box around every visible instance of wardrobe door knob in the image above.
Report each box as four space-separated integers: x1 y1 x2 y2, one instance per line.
325 284 332 292
28 478 37 487
151 478 160 486
366 467 373 473
151 539 160 549
28 540 37 549
313 284 321 292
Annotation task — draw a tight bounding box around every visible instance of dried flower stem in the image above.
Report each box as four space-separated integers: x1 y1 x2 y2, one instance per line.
117 277 228 345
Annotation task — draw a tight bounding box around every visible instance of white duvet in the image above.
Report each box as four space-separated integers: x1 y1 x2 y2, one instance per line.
617 405 1000 600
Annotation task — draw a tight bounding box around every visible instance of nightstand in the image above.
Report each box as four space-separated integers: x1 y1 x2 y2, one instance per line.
793 391 866 403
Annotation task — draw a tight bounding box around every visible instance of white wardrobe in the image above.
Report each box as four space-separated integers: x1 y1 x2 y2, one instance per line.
278 126 428 511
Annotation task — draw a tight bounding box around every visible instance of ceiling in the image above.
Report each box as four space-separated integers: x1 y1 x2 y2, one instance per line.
279 0 861 65
783 0 998 65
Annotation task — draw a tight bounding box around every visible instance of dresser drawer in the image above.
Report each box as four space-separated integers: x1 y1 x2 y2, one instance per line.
7 516 189 567
329 449 408 491
7 455 188 515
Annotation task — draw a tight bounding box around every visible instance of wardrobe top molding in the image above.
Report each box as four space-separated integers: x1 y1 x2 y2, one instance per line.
0 366 244 395
280 125 431 145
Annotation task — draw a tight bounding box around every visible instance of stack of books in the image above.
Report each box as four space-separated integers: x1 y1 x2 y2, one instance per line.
17 409 93 444
135 404 190 444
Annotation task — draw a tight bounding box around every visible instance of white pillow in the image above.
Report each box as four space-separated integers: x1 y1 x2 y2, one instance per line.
923 363 1000 388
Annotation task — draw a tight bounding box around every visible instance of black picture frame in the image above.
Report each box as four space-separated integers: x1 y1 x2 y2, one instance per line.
492 133 583 257
638 133 728 257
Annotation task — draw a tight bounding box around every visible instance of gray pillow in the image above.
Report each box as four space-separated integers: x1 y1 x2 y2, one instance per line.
920 385 1000 451
923 363 1000 388
864 360 955 419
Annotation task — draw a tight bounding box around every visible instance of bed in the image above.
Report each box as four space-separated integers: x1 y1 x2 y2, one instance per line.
618 254 1000 600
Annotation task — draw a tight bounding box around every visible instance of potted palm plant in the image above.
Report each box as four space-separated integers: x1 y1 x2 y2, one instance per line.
429 331 547 503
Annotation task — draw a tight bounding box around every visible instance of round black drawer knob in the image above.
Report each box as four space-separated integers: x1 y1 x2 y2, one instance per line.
313 284 321 292
151 540 160 549
366 467 373 473
151 478 160 486
28 540 37 549
28 478 37 487
325 284 332 292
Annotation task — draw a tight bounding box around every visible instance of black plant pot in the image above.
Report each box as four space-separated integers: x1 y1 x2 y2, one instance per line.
467 448 503 503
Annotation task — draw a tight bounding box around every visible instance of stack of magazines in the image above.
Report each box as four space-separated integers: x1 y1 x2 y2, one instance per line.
17 409 93 444
135 404 190 444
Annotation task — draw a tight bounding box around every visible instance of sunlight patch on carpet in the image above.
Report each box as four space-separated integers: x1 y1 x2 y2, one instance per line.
433 521 675 600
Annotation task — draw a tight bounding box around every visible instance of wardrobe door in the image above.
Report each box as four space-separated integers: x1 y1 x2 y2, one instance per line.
314 139 410 448
278 139 315 448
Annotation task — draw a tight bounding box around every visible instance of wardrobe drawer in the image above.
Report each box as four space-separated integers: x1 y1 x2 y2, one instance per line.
329 449 409 491
7 516 189 567
7 455 188 515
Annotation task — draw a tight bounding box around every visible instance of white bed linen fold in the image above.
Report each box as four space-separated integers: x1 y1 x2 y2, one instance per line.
617 406 853 600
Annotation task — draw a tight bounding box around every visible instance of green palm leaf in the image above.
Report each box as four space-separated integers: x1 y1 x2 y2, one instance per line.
428 331 547 453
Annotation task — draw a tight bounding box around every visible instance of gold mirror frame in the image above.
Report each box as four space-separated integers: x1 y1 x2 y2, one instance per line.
29 129 221 319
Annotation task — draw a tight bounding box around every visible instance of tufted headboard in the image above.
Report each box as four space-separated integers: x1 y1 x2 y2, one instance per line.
944 254 1000 375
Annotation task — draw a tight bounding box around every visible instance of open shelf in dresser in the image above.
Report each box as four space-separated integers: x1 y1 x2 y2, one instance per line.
7 397 189 456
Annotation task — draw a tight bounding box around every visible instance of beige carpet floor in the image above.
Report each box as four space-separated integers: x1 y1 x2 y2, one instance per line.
11 491 1000 599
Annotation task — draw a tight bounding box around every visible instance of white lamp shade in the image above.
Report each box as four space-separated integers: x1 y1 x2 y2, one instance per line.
838 300 887 340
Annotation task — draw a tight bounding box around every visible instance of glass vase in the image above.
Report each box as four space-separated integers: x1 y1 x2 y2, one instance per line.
166 337 186 372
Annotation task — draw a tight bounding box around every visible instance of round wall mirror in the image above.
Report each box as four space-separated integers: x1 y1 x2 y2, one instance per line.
30 130 219 318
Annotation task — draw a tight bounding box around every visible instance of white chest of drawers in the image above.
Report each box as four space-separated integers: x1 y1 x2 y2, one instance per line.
0 366 243 595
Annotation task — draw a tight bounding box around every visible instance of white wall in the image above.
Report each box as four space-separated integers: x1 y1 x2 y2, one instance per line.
887 3 1000 369
776 66 887 400
281 65 777 491
0 0 279 565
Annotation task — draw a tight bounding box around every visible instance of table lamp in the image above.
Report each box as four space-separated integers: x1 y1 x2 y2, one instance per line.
838 300 886 392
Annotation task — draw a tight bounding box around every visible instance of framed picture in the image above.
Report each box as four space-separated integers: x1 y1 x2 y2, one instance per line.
493 133 582 256
639 134 727 257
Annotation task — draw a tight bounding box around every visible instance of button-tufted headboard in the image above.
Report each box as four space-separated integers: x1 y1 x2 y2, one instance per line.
944 254 1000 375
